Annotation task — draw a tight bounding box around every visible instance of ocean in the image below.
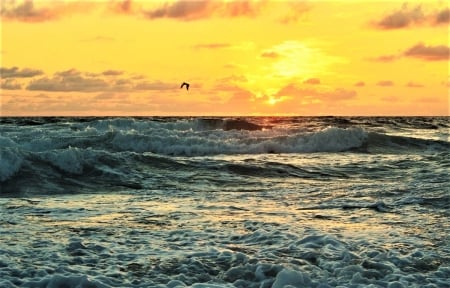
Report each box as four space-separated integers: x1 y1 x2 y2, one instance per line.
0 116 449 288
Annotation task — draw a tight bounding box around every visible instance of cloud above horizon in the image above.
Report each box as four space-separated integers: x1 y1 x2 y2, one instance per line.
1 0 58 22
406 81 424 88
404 43 450 61
1 0 311 26
303 78 321 85
27 69 110 92
260 50 281 59
376 80 395 87
373 4 449 29
15 68 176 93
275 83 357 102
369 55 399 63
193 43 232 50
1 79 22 90
142 0 266 21
372 43 449 62
278 2 310 24
1 67 44 78
0 0 93 22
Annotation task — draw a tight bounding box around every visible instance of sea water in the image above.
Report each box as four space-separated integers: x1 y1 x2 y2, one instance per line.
0 116 449 287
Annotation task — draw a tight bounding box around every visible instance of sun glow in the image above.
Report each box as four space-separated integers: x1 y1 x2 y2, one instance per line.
237 40 345 104
267 97 279 105
265 41 344 80
1 1 448 116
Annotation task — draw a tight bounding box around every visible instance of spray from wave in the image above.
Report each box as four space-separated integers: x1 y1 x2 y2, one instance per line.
1 117 448 192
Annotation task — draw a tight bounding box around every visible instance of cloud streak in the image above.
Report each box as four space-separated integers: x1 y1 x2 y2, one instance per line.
27 70 110 92
193 43 232 50
369 55 399 63
1 66 44 78
434 8 450 25
377 80 395 87
1 79 22 90
134 81 174 91
102 70 124 76
374 4 424 29
406 81 424 88
23 68 175 93
142 0 267 21
276 83 357 102
1 0 57 22
261 50 281 59
0 0 93 22
372 43 449 62
303 78 321 85
110 0 135 15
373 4 449 29
278 2 310 24
404 43 450 61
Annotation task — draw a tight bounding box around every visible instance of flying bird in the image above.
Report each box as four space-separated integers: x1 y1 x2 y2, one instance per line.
180 82 190 90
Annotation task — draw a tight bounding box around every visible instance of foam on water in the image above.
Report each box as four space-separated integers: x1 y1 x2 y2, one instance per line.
1 117 448 186
109 125 368 155
1 188 448 287
1 117 449 287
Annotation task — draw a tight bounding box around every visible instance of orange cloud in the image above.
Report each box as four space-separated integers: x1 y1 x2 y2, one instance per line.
371 43 449 62
380 95 399 102
1 0 57 22
376 80 394 87
303 78 321 85
374 4 424 29
369 55 399 63
24 68 175 93
404 43 450 61
373 4 449 29
193 43 232 50
27 73 109 92
102 70 124 76
134 81 174 91
406 81 424 88
110 0 136 15
278 2 310 24
434 8 449 25
1 66 43 78
276 83 357 102
94 92 129 101
142 0 266 21
260 51 281 59
0 0 93 22
1 79 22 90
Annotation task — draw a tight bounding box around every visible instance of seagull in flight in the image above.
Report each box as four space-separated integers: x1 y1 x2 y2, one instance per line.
180 82 190 91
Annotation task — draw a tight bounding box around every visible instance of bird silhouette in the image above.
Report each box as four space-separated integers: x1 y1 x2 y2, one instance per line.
180 82 190 90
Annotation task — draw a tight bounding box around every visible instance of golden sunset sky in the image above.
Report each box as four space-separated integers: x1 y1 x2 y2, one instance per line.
1 0 449 116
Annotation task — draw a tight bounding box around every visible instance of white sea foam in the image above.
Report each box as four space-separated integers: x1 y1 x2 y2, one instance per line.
1 188 448 287
109 125 368 155
272 269 312 288
1 117 448 287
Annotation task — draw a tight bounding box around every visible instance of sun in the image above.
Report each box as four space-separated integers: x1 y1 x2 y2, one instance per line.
266 97 280 105
266 96 291 106
238 40 343 104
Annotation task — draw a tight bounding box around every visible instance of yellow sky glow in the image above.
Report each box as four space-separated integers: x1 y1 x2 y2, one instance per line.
1 0 449 116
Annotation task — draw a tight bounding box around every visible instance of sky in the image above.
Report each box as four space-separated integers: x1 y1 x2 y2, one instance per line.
0 0 449 116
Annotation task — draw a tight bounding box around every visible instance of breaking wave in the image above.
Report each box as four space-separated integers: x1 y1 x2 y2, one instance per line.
1 117 448 191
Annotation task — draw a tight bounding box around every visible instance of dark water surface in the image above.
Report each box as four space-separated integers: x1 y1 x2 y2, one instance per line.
0 117 449 287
